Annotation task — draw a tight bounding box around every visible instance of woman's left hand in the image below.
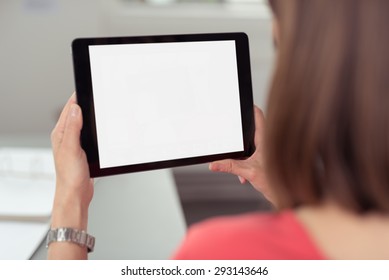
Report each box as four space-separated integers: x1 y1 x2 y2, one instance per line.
209 106 274 204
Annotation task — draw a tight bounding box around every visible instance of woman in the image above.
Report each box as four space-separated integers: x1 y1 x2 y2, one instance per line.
48 0 389 259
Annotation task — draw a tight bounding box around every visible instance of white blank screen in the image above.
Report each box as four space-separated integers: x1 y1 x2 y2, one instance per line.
89 40 243 169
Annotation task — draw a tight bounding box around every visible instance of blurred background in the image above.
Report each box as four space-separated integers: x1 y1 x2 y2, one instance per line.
0 0 274 228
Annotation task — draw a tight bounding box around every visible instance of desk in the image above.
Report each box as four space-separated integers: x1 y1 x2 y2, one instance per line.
1 135 186 260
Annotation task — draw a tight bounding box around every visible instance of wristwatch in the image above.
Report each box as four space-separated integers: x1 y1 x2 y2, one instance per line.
46 227 95 253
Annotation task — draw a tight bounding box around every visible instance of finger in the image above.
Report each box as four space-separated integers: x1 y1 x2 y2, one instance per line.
51 93 77 151
209 159 234 173
209 159 252 179
61 104 83 154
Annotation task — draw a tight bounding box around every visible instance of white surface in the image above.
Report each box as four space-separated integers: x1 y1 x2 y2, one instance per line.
87 170 186 260
31 169 186 260
0 135 186 260
0 148 55 220
89 40 243 168
0 147 54 260
0 177 55 220
0 221 49 260
0 147 55 177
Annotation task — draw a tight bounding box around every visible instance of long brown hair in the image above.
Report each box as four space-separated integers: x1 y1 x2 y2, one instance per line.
266 0 389 213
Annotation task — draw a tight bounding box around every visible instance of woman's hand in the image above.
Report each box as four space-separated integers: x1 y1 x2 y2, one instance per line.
209 106 274 204
49 93 93 259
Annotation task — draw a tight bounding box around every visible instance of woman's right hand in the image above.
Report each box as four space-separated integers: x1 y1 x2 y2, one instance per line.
209 106 275 205
48 93 94 259
50 93 94 230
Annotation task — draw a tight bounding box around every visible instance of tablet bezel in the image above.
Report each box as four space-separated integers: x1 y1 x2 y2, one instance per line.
72 32 255 177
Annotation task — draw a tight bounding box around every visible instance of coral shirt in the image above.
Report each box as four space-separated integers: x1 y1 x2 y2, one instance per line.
173 211 325 260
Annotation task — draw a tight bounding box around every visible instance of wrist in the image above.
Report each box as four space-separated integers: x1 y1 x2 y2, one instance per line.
51 180 92 230
51 200 89 230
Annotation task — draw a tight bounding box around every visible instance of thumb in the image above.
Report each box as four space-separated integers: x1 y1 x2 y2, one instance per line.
61 104 83 152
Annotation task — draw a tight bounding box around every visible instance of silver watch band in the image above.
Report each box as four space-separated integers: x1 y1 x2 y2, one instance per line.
46 227 95 253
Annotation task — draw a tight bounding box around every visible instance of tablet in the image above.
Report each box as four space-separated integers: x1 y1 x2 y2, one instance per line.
72 33 255 178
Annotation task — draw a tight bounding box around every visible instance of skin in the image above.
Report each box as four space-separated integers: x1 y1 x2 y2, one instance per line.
296 201 389 259
49 93 93 259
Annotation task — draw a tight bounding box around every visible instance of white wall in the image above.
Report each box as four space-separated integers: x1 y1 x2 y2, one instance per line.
0 0 100 134
0 0 274 135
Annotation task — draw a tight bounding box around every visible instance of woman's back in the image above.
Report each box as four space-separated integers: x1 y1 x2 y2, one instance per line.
174 203 389 259
296 203 389 259
173 211 324 260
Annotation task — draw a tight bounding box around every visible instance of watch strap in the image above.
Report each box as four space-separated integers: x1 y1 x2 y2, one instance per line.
46 227 95 253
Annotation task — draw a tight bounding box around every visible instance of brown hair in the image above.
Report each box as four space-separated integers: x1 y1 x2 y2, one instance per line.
266 0 389 213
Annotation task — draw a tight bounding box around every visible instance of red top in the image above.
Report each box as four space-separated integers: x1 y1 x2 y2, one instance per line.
172 211 325 260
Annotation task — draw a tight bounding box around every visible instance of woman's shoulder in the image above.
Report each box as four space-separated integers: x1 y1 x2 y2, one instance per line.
172 211 325 260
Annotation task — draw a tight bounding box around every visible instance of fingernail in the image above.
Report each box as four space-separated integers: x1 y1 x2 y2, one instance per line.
210 163 220 171
70 104 79 117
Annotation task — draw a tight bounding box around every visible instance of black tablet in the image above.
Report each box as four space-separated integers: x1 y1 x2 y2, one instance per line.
72 33 255 178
